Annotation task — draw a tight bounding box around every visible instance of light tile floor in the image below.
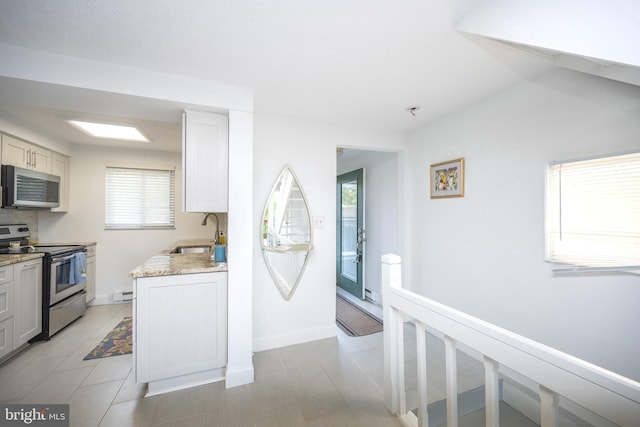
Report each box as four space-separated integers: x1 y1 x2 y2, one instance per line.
0 299 531 427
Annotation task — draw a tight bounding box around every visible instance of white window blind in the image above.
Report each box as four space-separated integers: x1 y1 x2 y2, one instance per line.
546 151 640 269
105 166 175 229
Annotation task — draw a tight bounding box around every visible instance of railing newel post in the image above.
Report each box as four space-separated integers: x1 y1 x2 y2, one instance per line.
383 254 405 415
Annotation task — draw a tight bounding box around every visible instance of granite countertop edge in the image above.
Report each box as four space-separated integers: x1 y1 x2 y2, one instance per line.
0 253 45 267
129 239 227 278
37 241 97 247
0 241 96 267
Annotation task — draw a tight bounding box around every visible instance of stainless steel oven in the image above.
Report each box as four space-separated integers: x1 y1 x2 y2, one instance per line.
38 245 87 339
50 250 87 305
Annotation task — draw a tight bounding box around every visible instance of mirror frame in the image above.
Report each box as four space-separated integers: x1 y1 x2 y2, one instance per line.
260 165 314 300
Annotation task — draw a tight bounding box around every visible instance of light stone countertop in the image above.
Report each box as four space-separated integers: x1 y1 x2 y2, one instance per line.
0 252 45 267
129 239 227 278
37 241 97 247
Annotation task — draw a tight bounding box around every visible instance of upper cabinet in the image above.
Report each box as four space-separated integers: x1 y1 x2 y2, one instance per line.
1 134 52 173
1 133 70 212
182 111 229 213
50 152 70 212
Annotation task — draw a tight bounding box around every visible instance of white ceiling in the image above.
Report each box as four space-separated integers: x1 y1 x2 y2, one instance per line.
0 0 554 151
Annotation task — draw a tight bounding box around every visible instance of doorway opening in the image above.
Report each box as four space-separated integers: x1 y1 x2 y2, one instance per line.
335 147 399 321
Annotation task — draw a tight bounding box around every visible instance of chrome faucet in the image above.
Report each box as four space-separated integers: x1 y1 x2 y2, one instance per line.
201 213 220 244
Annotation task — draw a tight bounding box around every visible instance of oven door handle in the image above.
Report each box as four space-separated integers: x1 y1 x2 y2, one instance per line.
51 254 76 263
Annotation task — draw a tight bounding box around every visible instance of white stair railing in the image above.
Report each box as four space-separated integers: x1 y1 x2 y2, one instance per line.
382 254 640 427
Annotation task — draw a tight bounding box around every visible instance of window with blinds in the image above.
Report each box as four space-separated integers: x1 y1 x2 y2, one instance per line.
545 151 640 270
105 166 175 230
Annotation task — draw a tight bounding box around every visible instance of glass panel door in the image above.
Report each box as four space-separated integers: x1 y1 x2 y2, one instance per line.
336 168 364 298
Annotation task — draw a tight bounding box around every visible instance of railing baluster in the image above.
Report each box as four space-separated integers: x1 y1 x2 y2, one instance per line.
395 307 406 415
445 336 458 427
484 356 500 427
416 321 429 427
540 386 559 427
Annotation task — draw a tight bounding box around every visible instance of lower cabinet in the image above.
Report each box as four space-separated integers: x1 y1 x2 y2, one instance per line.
14 259 42 347
133 271 227 395
0 260 42 361
0 267 15 360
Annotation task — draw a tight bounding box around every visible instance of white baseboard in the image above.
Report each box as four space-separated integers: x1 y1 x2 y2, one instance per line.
252 325 337 352
225 364 255 389
89 295 112 306
146 367 225 397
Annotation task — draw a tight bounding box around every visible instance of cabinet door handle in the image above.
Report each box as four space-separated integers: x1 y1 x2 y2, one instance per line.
21 261 41 269
32 150 37 169
26 150 31 168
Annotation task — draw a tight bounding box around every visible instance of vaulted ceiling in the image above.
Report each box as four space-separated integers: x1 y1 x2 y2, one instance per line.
1 1 630 151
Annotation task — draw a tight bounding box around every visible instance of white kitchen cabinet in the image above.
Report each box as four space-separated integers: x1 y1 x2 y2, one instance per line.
0 267 15 360
85 245 96 303
134 271 227 396
1 133 52 173
13 259 42 347
182 111 229 213
0 259 42 361
51 152 70 212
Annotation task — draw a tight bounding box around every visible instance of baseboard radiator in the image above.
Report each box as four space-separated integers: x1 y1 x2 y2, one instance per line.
112 291 133 303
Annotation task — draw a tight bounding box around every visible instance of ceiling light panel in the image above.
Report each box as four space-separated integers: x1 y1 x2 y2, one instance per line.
68 120 150 142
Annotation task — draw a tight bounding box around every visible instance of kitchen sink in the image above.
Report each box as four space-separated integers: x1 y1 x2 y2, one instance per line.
173 245 212 254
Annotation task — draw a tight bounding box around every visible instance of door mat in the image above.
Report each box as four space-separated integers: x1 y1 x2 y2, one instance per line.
336 293 383 337
84 317 133 360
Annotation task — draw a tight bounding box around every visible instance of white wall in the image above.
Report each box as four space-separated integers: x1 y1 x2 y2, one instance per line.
338 150 400 303
406 68 640 380
252 113 406 351
37 144 211 303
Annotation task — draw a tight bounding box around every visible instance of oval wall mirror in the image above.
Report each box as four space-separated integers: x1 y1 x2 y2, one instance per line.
261 165 313 300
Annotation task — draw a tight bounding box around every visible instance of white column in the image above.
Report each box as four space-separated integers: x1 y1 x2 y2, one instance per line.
484 356 500 427
416 322 429 427
445 336 458 427
225 109 255 388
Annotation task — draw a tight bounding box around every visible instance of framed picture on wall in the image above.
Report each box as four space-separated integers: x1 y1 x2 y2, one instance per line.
430 158 464 198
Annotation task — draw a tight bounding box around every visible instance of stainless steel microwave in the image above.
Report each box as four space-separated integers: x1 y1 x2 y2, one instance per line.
1 165 60 208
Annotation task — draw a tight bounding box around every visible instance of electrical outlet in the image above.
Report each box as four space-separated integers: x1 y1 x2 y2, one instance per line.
314 215 325 229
